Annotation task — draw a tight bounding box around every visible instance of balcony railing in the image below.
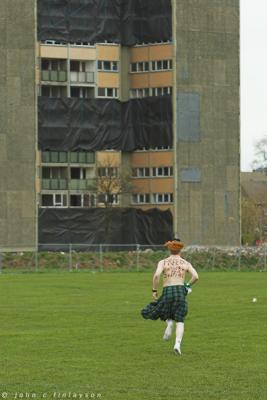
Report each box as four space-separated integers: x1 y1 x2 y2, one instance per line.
70 71 95 84
41 70 67 82
42 179 68 190
42 179 95 190
69 179 95 190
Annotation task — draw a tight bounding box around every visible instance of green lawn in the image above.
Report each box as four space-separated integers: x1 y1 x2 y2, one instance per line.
0 271 266 400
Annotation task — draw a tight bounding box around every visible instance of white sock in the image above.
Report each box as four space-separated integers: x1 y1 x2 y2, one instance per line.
166 319 174 329
175 322 184 345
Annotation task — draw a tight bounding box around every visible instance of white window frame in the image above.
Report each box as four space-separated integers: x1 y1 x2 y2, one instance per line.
98 167 118 177
70 86 94 98
132 193 151 204
69 193 97 208
152 167 173 177
98 194 120 205
136 146 172 152
97 60 118 72
151 59 172 71
151 87 172 97
41 193 67 208
130 62 150 73
152 193 173 204
132 167 150 178
97 87 118 98
130 88 150 98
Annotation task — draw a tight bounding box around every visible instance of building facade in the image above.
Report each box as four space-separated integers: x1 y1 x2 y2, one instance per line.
0 0 240 250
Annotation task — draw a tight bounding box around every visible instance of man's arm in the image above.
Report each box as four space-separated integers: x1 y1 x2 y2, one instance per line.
152 261 164 299
187 263 199 286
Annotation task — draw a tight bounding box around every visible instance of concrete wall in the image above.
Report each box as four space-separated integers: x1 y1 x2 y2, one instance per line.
0 0 36 250
173 0 240 245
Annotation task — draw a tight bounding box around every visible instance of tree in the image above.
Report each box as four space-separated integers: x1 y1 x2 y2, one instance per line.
252 137 267 172
95 157 135 208
90 154 136 240
241 196 263 245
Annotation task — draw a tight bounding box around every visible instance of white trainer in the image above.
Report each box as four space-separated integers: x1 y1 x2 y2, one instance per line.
173 343 182 355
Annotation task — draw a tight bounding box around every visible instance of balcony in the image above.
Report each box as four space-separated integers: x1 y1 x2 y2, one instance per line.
42 179 68 190
70 71 95 84
69 179 95 190
41 70 67 82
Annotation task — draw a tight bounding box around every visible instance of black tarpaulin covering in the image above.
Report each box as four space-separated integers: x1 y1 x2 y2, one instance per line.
37 0 172 45
121 0 172 46
38 96 172 151
39 208 173 247
38 0 121 44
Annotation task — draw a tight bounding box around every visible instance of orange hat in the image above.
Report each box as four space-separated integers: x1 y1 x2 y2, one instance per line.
164 238 184 251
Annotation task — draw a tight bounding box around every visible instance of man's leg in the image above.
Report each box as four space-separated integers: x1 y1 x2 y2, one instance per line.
174 322 184 355
163 319 174 341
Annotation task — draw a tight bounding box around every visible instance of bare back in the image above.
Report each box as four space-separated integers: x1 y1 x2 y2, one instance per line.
161 255 193 287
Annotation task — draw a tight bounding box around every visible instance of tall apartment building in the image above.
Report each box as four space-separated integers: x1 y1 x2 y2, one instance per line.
0 0 240 250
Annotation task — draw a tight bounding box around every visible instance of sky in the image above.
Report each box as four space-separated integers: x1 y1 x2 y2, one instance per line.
241 0 267 171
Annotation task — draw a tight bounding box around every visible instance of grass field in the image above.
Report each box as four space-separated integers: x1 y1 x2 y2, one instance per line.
0 271 267 400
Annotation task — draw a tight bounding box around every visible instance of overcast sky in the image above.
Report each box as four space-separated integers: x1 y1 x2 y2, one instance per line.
241 0 267 171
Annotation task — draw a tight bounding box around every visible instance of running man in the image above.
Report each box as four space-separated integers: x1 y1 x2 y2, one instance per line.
141 238 199 355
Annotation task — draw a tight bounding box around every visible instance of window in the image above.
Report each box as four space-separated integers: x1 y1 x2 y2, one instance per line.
42 194 53 207
41 194 67 207
153 146 172 150
151 87 172 97
42 167 67 179
97 87 118 98
69 41 94 47
70 194 96 208
42 40 65 46
130 62 150 73
132 194 150 204
152 193 173 203
151 60 172 71
152 167 173 177
136 146 172 151
84 194 96 207
98 167 118 177
70 194 82 207
132 168 150 177
98 194 119 205
131 87 172 98
41 85 67 98
41 59 66 71
98 61 118 71
70 168 86 179
70 86 94 98
130 88 150 98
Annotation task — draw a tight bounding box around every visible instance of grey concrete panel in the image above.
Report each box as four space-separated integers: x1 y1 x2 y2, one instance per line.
180 168 201 182
6 1 35 50
177 92 200 142
22 192 36 218
0 192 7 219
175 0 240 245
0 0 36 249
0 219 7 247
6 163 35 192
0 166 7 191
0 135 7 161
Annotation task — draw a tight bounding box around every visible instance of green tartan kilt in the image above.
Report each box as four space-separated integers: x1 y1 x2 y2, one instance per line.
141 285 188 323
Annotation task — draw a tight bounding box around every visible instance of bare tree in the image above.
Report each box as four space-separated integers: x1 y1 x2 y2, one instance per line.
241 197 263 245
93 155 135 208
252 137 267 172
